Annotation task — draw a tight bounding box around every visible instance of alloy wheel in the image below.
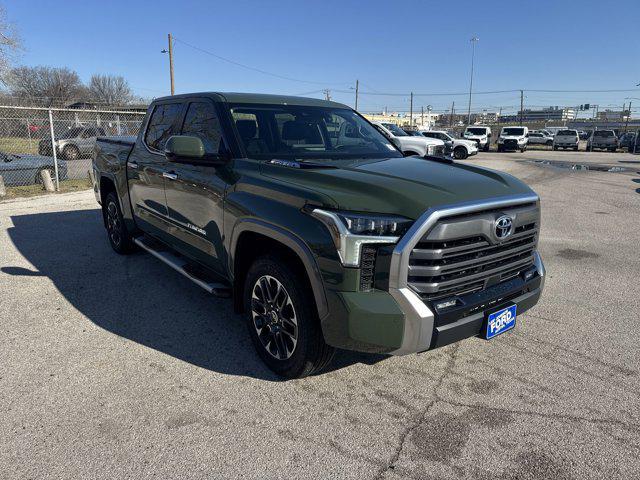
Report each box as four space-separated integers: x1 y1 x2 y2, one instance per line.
251 275 298 360
106 201 122 248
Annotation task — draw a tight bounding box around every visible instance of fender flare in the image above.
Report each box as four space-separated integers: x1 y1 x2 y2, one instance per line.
229 218 329 320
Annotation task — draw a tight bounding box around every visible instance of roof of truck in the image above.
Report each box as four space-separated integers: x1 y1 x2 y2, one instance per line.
152 92 350 109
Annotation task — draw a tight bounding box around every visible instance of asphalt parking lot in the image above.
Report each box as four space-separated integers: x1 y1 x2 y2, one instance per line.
1 149 639 479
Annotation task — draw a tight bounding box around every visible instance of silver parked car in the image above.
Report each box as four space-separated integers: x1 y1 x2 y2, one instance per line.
38 126 106 160
528 131 554 146
0 151 68 186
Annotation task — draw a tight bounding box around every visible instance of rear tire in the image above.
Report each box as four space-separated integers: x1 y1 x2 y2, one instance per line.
62 144 80 161
244 255 335 379
104 192 137 254
453 146 468 160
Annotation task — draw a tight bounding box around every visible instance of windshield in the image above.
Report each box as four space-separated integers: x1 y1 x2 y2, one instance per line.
466 128 487 135
594 131 614 137
229 104 402 161
59 127 85 139
381 123 408 137
502 128 525 136
557 130 577 136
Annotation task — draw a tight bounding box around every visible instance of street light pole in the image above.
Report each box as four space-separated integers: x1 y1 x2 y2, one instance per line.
467 36 479 125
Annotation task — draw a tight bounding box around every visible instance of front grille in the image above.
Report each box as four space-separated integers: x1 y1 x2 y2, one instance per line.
505 139 518 147
433 145 445 157
407 204 539 303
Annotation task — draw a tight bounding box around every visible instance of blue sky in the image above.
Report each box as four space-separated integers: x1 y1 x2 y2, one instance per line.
6 0 640 114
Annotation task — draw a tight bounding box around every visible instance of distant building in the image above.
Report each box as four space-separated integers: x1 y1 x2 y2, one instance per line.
363 111 439 129
517 106 576 122
596 109 630 121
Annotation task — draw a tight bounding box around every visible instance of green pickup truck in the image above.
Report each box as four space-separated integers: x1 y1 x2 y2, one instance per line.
92 92 545 378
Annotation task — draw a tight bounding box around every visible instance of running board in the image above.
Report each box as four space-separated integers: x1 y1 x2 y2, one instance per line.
134 236 231 297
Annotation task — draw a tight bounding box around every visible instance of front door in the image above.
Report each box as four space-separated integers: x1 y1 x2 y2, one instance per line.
127 101 183 240
163 100 230 274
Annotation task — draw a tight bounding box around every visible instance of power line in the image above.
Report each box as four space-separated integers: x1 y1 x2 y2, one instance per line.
172 37 350 87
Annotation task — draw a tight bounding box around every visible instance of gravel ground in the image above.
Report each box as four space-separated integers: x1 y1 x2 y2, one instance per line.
1 150 639 479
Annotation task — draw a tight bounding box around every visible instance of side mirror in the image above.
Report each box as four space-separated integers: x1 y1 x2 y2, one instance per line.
164 135 228 165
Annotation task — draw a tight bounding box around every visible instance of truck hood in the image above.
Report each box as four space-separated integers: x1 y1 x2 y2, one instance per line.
396 136 444 147
260 157 535 219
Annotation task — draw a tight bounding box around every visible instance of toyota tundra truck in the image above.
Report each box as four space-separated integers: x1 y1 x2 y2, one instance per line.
92 92 545 378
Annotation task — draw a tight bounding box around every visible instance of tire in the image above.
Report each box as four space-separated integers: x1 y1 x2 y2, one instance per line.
244 255 335 379
104 192 137 254
483 143 490 152
553 146 558 151
610 148 616 153
62 144 80 160
497 145 503 152
453 146 468 160
574 146 578 151
546 140 553 146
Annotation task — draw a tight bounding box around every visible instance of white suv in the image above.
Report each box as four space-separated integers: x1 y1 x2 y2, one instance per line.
419 130 478 159
497 126 529 152
372 122 445 157
463 126 492 151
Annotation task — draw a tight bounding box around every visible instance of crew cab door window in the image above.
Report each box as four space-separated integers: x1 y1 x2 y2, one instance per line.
144 103 183 151
180 101 225 154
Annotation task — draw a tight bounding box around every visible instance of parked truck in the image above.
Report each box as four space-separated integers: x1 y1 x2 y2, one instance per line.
92 92 545 378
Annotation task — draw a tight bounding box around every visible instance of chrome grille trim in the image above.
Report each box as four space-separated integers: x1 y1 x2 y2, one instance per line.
387 193 540 355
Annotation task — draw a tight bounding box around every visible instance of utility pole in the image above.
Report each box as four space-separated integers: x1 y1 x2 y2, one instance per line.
625 101 632 132
450 101 455 128
421 106 424 127
519 90 524 126
467 36 479 125
409 92 414 127
498 106 502 124
323 89 331 101
168 33 175 95
354 79 359 111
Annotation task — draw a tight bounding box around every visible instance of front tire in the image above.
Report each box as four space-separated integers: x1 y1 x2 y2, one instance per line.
104 192 136 254
244 255 335 379
453 146 468 160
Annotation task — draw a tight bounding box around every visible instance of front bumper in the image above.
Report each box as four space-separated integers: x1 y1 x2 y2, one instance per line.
321 194 545 355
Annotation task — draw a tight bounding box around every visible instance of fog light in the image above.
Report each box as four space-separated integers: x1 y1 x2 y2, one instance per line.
523 269 536 281
435 299 458 310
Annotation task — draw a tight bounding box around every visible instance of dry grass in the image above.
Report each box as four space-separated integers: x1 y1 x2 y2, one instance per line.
1 178 92 201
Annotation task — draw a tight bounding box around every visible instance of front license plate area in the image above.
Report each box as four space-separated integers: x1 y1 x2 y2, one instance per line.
484 304 517 340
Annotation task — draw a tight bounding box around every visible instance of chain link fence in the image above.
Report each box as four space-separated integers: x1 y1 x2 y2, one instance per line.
0 105 145 197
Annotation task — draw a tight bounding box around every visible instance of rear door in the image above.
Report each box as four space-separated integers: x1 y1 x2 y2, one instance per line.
128 100 184 239
163 99 230 273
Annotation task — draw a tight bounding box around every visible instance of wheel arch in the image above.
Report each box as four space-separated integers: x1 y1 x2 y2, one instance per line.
229 219 328 320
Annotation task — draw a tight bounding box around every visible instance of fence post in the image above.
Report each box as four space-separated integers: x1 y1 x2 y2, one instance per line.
48 109 60 191
0 175 6 197
116 115 121 135
26 119 33 150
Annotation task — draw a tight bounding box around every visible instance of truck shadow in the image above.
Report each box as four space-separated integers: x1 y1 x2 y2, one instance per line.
4 209 386 381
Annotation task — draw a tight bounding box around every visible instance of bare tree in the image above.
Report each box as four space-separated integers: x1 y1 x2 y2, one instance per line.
0 5 22 79
4 66 84 106
88 74 132 106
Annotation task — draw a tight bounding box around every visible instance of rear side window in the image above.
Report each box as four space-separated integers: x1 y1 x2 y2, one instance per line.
181 102 224 154
594 130 614 138
145 103 182 151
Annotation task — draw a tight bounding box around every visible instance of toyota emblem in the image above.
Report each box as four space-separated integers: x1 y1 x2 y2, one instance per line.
495 215 513 240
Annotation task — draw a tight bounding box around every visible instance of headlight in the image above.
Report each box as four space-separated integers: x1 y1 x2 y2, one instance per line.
310 208 413 267
427 145 436 155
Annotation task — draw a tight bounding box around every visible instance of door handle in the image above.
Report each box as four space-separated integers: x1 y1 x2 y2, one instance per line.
162 171 178 180
127 161 138 169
